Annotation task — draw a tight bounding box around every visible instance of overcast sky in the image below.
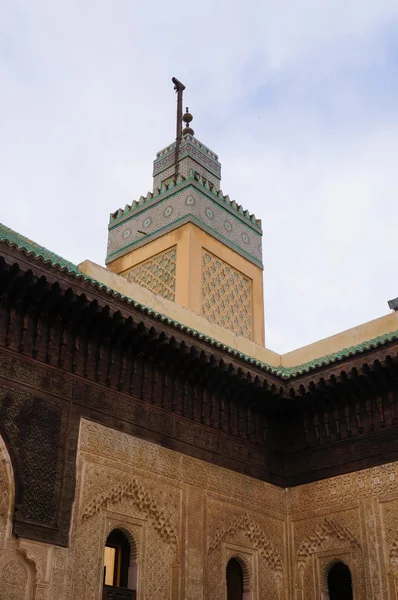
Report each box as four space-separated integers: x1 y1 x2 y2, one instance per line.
1 1 398 354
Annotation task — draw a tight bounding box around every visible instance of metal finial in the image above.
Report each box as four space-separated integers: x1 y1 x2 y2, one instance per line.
172 77 186 178
182 107 194 136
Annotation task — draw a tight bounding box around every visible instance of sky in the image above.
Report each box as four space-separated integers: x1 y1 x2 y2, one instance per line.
1 0 398 354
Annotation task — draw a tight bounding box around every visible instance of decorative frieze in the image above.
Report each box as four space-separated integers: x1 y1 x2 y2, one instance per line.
107 184 263 268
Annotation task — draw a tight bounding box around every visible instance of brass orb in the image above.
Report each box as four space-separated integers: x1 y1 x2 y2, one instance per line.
183 107 193 124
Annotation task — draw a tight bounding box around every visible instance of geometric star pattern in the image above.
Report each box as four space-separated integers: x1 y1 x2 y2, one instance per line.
125 247 177 301
202 251 252 340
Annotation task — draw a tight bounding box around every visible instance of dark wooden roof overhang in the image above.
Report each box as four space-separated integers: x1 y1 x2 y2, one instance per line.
2 240 398 546
0 243 284 401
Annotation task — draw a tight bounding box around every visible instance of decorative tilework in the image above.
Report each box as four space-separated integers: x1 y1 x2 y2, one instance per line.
109 171 261 229
202 251 253 340
153 135 221 181
124 247 177 301
107 186 263 268
153 158 220 192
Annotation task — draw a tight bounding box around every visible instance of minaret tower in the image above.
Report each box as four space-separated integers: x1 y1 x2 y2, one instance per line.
106 79 265 345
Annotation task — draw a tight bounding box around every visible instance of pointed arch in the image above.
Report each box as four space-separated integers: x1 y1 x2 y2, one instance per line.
104 523 139 563
103 525 139 593
321 558 352 593
226 554 251 593
325 560 353 600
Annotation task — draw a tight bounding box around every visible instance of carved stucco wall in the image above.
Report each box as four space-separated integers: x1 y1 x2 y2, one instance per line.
0 434 63 600
55 425 398 599
4 421 398 598
0 559 29 600
68 420 288 600
287 463 398 600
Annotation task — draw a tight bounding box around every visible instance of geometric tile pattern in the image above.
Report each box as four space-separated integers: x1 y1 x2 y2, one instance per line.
107 186 263 268
202 251 253 340
125 247 177 301
153 134 222 184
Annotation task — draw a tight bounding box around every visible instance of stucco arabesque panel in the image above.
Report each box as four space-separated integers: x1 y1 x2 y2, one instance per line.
79 421 285 513
0 434 65 600
76 421 287 600
287 461 398 515
79 462 180 553
381 497 398 577
292 508 365 599
72 458 181 600
206 498 286 599
207 498 285 572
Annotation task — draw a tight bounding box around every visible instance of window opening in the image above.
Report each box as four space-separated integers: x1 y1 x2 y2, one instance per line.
103 528 137 599
226 558 244 600
328 561 353 600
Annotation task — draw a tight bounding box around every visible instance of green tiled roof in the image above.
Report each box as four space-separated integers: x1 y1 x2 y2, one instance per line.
0 225 81 275
276 329 398 378
1 222 397 380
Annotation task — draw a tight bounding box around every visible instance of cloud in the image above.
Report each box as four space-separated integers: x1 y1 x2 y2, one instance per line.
1 0 398 353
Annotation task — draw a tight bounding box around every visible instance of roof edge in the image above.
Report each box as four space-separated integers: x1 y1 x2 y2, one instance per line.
1 222 398 380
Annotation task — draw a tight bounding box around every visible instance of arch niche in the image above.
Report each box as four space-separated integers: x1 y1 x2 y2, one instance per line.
103 527 138 598
226 556 252 600
322 560 353 600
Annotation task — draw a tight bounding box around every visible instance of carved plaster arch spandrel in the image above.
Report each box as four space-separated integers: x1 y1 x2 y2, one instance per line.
296 517 360 572
209 512 284 579
81 477 179 552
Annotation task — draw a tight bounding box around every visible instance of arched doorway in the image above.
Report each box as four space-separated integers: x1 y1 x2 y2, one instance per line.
103 528 137 599
328 561 353 600
226 558 243 600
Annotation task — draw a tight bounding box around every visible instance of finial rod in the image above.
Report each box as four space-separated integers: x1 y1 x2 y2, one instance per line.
172 77 185 179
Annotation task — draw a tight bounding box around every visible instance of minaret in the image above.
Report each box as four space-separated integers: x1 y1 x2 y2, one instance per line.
106 80 265 345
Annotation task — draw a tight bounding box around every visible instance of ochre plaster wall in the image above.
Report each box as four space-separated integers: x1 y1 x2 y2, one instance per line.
105 223 265 346
281 311 398 368
80 256 398 371
2 422 398 599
